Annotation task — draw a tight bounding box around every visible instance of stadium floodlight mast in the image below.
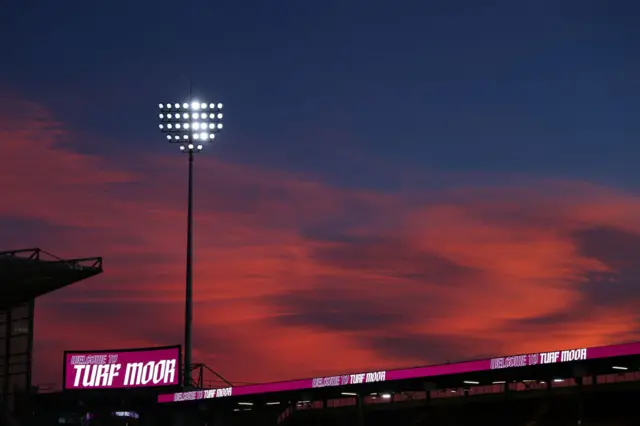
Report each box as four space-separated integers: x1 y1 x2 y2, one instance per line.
158 100 224 388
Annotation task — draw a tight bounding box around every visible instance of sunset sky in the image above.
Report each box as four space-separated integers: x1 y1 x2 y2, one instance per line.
2 0 640 389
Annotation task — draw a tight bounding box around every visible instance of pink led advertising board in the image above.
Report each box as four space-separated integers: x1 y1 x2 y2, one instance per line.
64 345 181 390
158 342 640 403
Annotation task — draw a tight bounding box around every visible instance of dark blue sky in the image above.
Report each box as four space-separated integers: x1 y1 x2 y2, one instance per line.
3 0 639 190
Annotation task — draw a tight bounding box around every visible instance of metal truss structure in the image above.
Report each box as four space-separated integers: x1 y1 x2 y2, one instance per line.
0 248 103 310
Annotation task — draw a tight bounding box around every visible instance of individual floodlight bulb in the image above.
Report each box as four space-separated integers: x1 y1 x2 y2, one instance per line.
193 123 200 130
180 145 185 150
197 144 203 150
175 124 181 129
208 123 215 129
209 133 215 139
167 113 172 119
183 135 188 139
209 103 215 109
174 103 180 108
159 124 164 129
200 103 207 109
159 114 164 118
167 124 173 129
217 123 223 129
217 113 223 119
199 113 206 119
174 135 180 140
183 103 189 108
217 103 223 109
184 123 190 129
191 102 200 110
159 103 164 109
193 133 200 139
199 132 207 139
188 144 194 149
209 113 215 119
166 135 172 140
183 113 189 119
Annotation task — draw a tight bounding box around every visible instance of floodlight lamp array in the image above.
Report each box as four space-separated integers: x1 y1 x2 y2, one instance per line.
158 102 224 152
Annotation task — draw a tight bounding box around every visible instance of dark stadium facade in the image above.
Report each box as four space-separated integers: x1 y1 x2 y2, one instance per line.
0 248 102 422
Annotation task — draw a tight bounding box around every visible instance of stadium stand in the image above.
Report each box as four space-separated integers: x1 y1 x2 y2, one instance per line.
0 248 102 425
149 343 640 426
6 249 639 426
25 345 640 426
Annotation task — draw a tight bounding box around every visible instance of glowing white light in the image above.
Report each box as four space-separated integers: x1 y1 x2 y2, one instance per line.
165 103 171 109
217 103 223 109
159 103 164 109
175 124 181 129
159 114 164 119
193 133 200 139
209 113 215 119
180 145 185 150
188 144 194 150
167 113 172 119
191 102 200 110
193 123 200 130
208 123 215 129
217 113 223 119
166 135 171 140
209 133 215 139
174 135 180 140
209 103 215 109
200 103 207 109
182 103 189 108
183 135 188 139
183 113 189 119
184 123 190 129
217 123 223 129
197 144 203 150
174 103 180 108
200 113 207 119
159 124 164 129
167 124 172 129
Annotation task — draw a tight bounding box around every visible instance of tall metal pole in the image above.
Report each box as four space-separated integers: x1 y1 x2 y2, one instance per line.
184 149 194 387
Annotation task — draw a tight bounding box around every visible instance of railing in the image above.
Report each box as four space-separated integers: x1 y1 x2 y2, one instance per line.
0 248 103 271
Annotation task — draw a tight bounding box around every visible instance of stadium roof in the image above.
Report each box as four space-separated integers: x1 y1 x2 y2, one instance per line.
0 248 103 310
157 341 640 404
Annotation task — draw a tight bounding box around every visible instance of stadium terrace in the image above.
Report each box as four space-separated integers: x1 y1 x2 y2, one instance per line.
158 342 640 404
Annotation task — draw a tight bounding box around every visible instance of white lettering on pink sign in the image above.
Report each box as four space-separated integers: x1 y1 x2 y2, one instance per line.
350 371 386 384
71 359 176 387
366 371 386 383
490 348 587 370
214 387 232 398
312 371 386 388
312 376 341 388
123 360 176 386
175 391 197 402
173 387 232 402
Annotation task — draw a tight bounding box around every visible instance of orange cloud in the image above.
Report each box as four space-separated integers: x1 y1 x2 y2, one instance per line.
2 98 640 388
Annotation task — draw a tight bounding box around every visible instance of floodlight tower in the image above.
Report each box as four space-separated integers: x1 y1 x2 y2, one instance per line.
158 101 224 388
